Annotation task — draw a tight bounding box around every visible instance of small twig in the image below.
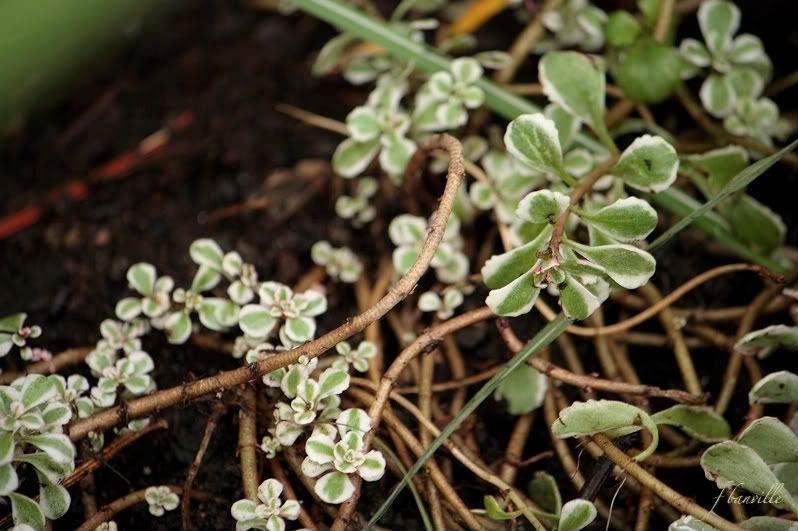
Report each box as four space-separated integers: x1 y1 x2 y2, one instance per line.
275 102 349 135
494 0 561 84
638 283 702 396
497 321 706 404
238 387 260 500
182 403 226 530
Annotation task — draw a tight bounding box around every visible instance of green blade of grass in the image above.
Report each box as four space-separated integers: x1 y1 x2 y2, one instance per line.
366 313 570 529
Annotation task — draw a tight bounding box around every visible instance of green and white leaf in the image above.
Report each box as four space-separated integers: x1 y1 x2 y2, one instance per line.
610 135 678 193
516 190 570 225
539 52 606 136
314 471 355 504
552 399 659 461
504 113 567 178
189 239 224 270
495 364 547 415
580 197 658 242
701 441 798 514
736 325 798 359
558 499 597 531
528 471 562 514
749 371 798 405
565 240 656 289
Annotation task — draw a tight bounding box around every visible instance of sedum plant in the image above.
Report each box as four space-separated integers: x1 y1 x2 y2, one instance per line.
0 375 75 530
389 213 469 284
144 486 180 517
413 57 485 132
679 0 772 118
333 340 377 373
301 408 386 504
0 314 42 362
334 176 378 226
310 241 363 283
231 478 301 531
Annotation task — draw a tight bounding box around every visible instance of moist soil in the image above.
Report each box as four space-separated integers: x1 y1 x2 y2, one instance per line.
1 1 797 529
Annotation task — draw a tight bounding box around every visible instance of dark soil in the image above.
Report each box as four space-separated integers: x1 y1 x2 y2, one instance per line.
1 1 797 530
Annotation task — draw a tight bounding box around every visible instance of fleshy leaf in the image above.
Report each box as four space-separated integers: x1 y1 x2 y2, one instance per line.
720 195 786 254
314 471 355 504
698 0 740 55
516 190 570 225
560 274 601 321
737 417 798 465
165 311 192 345
565 241 656 289
669 515 721 530
552 399 659 461
735 325 798 358
539 52 606 136
504 113 567 178
485 268 541 317
740 516 798 531
610 135 678 193
189 239 224 270
495 364 547 415
333 138 380 178
0 463 19 496
127 263 156 296
481 225 552 289
701 441 798 514
700 74 735 118
528 471 562 514
558 499 597 531
238 305 277 339
9 493 45 531
581 197 658 242
615 39 681 104
40 483 70 519
483 495 522 520
651 405 731 443
749 371 798 405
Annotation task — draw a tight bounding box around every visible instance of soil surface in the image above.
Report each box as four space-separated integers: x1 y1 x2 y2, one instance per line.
1 1 797 530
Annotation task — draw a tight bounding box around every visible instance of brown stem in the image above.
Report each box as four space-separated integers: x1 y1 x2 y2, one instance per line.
497 320 706 404
238 387 259 500
638 282 702 396
182 403 225 530
69 134 466 442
